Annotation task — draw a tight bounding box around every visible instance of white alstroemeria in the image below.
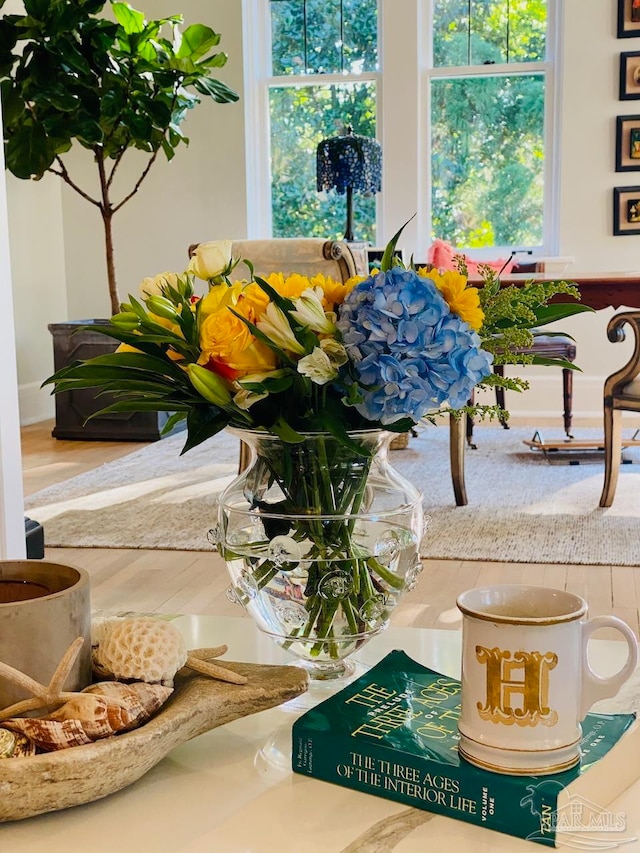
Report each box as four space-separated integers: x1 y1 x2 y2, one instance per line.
297 347 338 385
139 272 181 298
290 287 337 334
233 387 269 410
257 302 306 355
320 338 348 368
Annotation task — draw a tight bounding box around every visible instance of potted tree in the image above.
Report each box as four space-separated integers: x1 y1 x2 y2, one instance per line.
0 0 238 439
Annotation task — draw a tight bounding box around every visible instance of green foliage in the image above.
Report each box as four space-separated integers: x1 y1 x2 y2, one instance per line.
0 0 238 312
270 83 377 242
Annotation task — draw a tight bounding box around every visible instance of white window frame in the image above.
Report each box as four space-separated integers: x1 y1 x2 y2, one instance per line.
242 0 561 261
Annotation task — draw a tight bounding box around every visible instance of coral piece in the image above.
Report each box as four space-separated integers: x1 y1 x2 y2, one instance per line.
93 618 248 686
94 618 188 686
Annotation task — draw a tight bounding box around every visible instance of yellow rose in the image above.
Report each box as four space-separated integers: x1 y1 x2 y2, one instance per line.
187 240 234 281
238 282 270 320
198 300 277 379
198 281 243 320
418 267 485 332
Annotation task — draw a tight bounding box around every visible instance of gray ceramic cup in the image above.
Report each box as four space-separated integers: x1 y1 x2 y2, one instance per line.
0 560 92 709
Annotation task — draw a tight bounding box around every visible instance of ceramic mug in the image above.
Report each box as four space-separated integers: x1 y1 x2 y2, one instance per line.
456 584 638 775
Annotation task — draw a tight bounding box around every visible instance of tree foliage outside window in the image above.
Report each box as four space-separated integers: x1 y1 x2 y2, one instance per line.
269 0 378 241
431 0 548 249
270 83 376 241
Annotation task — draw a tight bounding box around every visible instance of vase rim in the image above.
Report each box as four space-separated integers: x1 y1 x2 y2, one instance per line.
226 427 403 440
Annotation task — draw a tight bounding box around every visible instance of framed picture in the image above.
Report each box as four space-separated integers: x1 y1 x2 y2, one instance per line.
613 186 640 235
616 115 640 170
620 52 640 100
618 0 640 38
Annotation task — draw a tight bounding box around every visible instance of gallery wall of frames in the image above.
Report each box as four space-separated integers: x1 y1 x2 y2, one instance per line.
615 0 640 234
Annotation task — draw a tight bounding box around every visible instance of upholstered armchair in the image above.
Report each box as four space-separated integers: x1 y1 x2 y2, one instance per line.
599 311 640 507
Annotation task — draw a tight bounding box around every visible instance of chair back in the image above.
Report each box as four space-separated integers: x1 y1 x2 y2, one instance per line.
188 238 361 284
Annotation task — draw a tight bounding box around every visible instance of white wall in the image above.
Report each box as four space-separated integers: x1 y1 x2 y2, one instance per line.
6 0 640 426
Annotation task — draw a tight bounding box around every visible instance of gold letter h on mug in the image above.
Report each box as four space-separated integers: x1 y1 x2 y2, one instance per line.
475 646 559 727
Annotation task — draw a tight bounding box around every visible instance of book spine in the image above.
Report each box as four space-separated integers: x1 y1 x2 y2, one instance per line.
292 726 559 847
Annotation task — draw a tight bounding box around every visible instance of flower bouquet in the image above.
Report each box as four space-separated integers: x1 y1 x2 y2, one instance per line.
45 226 591 676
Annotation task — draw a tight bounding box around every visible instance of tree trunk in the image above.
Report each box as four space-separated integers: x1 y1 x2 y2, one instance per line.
102 209 120 316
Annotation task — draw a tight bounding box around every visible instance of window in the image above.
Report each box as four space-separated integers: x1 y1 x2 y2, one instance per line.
245 1 557 256
252 0 379 243
430 1 550 251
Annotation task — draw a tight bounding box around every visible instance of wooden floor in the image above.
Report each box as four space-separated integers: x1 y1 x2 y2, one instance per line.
20 420 640 641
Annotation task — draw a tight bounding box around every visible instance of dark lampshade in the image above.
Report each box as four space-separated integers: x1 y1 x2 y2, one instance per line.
316 126 382 242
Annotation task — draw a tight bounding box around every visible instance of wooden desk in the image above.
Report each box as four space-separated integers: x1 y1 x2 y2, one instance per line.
489 272 640 311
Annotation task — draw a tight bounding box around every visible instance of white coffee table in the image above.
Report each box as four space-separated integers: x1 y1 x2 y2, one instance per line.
2 616 639 852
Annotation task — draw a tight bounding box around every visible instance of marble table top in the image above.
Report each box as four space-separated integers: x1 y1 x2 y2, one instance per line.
3 615 640 852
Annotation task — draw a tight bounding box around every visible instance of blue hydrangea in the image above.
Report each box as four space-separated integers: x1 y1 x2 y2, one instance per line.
336 267 493 424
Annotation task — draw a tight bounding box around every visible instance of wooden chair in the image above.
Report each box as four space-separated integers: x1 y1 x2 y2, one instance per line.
599 311 640 507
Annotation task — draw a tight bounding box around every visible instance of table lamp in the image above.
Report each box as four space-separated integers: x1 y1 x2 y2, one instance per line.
316 126 382 242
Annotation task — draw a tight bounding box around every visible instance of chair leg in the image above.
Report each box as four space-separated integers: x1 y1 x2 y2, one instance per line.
493 365 509 429
599 404 622 508
449 414 468 507
562 367 574 438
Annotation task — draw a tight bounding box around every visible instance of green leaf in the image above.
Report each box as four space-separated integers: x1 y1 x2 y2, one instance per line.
6 122 55 179
176 24 220 61
182 407 228 454
270 416 305 444
162 411 187 434
112 3 146 35
380 214 415 272
531 302 594 326
192 75 239 103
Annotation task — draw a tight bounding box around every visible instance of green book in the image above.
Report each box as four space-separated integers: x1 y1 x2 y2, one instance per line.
292 649 640 847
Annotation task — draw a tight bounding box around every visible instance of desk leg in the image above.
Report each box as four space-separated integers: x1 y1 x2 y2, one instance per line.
450 414 468 507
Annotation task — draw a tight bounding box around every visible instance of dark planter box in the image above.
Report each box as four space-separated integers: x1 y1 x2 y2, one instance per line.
48 320 182 442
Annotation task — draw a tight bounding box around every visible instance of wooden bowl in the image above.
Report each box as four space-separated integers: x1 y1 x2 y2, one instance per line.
0 660 308 822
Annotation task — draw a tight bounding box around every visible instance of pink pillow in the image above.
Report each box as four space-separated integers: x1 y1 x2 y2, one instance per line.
427 239 514 277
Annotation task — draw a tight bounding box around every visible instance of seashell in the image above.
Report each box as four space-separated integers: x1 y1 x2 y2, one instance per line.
4 717 93 751
83 681 173 728
0 727 36 758
94 618 187 686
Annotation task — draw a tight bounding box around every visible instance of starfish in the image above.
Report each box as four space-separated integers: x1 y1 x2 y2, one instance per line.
183 645 248 686
0 637 89 722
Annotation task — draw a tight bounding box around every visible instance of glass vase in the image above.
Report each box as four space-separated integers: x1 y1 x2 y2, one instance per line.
215 429 425 682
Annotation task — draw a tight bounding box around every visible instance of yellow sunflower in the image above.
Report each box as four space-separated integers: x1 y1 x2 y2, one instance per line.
418 267 484 331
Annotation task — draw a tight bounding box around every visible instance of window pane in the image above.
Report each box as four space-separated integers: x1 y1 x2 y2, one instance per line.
343 0 378 73
270 83 377 242
430 74 544 248
305 0 342 74
433 0 547 67
271 2 305 76
270 0 377 75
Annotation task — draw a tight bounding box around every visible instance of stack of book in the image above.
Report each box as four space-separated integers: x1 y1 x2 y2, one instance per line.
292 650 640 847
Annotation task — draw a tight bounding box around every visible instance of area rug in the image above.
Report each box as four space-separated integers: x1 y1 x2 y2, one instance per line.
24 426 640 566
